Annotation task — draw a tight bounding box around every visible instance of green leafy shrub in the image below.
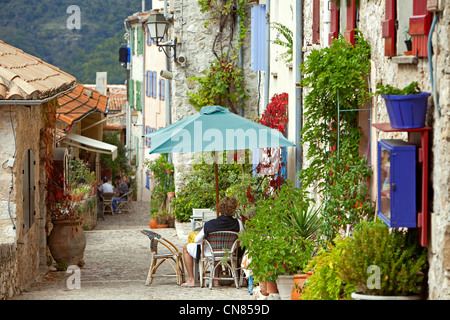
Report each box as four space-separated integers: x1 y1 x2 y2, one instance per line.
375 81 421 95
302 238 356 300
240 183 318 282
338 220 428 296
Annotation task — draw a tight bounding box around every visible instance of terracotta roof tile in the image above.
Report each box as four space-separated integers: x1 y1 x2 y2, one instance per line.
57 83 109 125
0 40 75 100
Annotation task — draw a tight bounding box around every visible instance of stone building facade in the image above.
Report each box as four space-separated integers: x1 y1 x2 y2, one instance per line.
0 40 75 299
169 0 263 185
294 0 449 299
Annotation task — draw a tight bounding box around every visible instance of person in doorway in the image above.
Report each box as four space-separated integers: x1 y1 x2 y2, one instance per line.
112 174 129 213
181 197 243 287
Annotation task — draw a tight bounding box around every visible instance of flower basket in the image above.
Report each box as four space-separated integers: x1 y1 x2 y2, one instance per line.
381 92 431 129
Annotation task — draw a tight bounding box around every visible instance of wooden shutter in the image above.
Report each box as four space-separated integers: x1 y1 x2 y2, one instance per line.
312 0 320 44
344 0 356 45
382 0 396 57
136 81 142 111
383 0 396 56
22 149 35 234
409 0 431 57
329 2 339 45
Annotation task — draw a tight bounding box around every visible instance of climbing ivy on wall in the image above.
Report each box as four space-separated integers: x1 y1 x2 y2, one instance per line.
187 0 250 114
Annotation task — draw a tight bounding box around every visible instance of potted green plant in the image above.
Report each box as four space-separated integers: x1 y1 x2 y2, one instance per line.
338 219 428 300
144 154 174 211
301 237 357 300
402 26 412 53
154 209 169 228
376 81 431 129
240 183 317 300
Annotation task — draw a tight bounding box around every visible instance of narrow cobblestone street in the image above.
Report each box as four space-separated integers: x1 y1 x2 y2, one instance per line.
12 202 254 300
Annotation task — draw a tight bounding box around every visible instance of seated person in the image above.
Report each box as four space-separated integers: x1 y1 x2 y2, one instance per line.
181 197 243 287
98 176 114 194
112 174 129 213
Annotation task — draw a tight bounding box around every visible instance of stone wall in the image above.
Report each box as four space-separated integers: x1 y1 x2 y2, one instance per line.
170 0 262 188
0 104 45 299
358 0 450 299
0 242 18 299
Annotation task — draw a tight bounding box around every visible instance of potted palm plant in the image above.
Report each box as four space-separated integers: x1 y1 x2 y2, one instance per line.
240 183 319 300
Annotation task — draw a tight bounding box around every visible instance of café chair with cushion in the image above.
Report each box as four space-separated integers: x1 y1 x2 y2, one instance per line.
199 231 240 289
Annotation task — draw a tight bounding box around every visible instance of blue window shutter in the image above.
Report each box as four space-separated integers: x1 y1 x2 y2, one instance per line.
145 72 149 97
149 72 153 97
159 79 161 100
153 71 157 98
251 5 266 71
162 80 165 100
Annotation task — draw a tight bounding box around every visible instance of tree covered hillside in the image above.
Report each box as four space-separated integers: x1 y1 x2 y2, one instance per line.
0 0 143 84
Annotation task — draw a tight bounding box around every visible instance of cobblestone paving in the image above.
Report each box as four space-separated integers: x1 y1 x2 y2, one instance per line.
13 202 254 300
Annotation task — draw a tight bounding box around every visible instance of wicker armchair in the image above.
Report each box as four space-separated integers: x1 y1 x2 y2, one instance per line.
199 231 240 289
141 230 185 286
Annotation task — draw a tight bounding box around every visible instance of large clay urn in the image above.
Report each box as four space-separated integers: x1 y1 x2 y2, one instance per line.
48 219 86 267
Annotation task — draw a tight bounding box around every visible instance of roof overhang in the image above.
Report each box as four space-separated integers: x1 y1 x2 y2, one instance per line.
65 133 117 160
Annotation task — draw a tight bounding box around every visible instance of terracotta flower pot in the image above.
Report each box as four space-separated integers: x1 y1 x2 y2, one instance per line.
48 219 86 267
259 281 269 296
266 280 278 294
157 224 168 228
291 272 312 300
167 191 175 198
149 219 158 229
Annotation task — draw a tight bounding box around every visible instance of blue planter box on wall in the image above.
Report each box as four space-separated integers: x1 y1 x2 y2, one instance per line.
381 92 431 129
378 139 417 228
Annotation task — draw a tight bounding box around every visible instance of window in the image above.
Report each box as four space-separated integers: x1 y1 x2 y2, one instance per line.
329 1 339 45
329 0 358 46
344 0 356 46
161 79 165 101
312 0 320 44
22 149 36 234
383 0 430 57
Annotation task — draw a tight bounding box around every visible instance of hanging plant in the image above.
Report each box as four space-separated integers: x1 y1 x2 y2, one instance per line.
187 54 249 114
188 0 250 114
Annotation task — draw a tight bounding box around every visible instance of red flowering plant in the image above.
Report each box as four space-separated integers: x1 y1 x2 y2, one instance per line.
231 93 289 221
255 92 289 191
45 169 78 222
40 99 79 224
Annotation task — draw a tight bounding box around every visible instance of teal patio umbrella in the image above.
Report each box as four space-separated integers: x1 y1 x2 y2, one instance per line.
144 105 295 215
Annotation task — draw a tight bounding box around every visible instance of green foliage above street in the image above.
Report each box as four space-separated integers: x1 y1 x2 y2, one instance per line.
0 0 142 84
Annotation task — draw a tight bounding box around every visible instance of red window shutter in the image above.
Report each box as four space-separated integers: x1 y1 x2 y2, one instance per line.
344 0 356 45
382 0 396 56
329 2 339 45
312 0 320 44
409 0 431 57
